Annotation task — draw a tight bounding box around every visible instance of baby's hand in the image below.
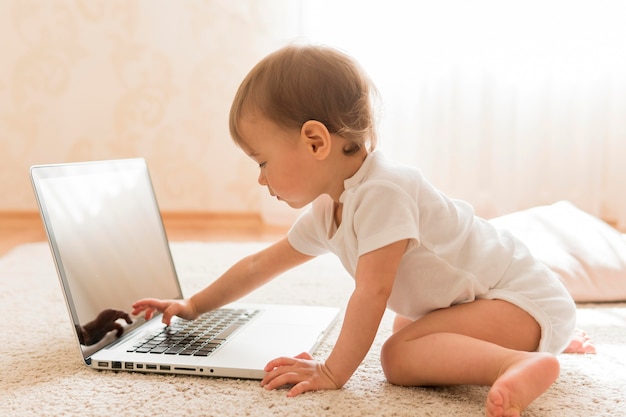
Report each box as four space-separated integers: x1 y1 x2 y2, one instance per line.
262 352 340 397
131 298 198 325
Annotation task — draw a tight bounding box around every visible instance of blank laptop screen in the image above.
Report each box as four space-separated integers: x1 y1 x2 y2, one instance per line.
31 159 182 360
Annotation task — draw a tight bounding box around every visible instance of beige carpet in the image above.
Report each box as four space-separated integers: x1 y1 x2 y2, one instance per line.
1 242 625 417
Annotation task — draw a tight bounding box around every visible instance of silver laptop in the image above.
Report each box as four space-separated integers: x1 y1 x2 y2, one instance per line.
30 158 339 379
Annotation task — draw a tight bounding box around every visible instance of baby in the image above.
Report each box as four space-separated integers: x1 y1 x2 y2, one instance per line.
133 44 577 417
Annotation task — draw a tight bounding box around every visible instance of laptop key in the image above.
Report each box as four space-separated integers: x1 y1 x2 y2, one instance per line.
149 346 168 354
134 347 152 353
213 322 245 341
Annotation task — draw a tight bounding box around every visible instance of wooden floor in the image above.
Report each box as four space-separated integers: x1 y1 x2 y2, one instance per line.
0 212 289 257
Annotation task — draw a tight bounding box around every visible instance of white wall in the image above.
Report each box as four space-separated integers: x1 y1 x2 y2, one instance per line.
3 0 626 227
0 0 300 213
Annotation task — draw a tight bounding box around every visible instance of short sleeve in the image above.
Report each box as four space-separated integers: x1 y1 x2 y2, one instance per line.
349 180 421 257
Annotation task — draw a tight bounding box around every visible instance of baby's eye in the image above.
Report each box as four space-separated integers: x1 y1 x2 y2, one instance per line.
259 162 267 169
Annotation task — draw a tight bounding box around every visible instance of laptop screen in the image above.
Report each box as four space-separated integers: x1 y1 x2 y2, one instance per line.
31 159 182 361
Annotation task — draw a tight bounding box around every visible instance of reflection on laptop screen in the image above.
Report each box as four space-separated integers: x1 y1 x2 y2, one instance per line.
32 159 182 358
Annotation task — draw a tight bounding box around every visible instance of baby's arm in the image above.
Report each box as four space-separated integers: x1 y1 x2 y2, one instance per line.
132 237 313 324
262 239 408 396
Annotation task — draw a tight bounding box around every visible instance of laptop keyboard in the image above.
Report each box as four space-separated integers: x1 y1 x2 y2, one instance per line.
127 308 260 357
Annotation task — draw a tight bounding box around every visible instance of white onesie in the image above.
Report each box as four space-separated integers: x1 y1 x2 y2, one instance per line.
288 151 576 354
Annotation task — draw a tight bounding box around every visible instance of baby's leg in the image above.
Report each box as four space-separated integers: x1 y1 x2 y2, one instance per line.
381 299 559 416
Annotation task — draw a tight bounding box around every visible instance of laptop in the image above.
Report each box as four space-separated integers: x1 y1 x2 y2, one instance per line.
30 158 339 379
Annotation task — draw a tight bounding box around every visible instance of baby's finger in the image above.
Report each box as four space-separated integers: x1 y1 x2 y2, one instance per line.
131 299 149 309
261 361 293 387
132 298 162 309
162 305 181 326
264 356 296 372
287 380 314 397
132 299 168 316
294 352 313 360
131 304 150 316
262 370 302 392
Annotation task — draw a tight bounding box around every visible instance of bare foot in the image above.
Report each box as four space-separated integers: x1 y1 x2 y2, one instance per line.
563 328 596 354
485 353 560 417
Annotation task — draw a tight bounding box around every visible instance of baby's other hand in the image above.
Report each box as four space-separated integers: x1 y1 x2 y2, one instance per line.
262 352 340 397
131 298 197 325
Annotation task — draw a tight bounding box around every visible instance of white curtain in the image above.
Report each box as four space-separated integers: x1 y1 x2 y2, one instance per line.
299 0 626 227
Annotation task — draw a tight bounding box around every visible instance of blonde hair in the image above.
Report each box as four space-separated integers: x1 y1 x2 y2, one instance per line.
229 44 379 155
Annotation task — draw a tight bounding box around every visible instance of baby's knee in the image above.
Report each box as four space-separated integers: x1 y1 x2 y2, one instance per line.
380 335 405 384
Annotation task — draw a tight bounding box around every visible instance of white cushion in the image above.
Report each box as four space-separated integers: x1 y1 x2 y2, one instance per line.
489 201 626 302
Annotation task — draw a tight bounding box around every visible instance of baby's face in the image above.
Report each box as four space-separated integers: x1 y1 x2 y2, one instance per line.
236 115 323 209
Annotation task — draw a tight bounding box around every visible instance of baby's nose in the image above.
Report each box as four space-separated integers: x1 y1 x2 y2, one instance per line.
257 171 267 186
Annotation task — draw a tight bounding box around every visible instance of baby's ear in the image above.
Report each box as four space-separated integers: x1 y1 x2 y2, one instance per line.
301 120 331 160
